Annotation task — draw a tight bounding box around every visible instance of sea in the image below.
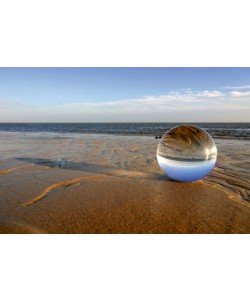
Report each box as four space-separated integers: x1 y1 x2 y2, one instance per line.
0 123 249 139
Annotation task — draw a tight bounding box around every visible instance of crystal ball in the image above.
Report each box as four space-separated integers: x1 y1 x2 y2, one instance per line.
157 125 217 182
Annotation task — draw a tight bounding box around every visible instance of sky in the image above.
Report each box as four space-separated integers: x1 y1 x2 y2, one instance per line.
0 67 250 122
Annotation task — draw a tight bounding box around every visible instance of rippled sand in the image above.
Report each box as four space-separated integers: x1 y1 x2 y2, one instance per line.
0 132 249 233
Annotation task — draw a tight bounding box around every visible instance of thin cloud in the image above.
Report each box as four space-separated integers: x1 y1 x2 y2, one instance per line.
0 99 21 107
195 90 225 98
224 84 250 90
56 90 250 121
58 89 230 110
0 89 249 122
230 91 250 97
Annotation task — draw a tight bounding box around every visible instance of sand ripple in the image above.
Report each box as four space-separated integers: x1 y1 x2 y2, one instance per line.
23 175 105 206
0 164 35 175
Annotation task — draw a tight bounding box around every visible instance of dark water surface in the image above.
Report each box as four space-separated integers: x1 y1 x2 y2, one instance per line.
0 123 249 139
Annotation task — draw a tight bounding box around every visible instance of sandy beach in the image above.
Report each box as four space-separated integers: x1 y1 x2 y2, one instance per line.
0 131 249 233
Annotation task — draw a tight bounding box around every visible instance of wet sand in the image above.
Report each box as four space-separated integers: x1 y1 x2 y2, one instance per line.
0 132 249 233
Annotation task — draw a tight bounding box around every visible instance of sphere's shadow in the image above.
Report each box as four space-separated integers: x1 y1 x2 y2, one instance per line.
15 157 172 182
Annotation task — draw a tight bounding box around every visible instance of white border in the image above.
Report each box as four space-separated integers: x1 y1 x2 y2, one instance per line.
0 235 249 300
0 0 250 67
0 1 249 300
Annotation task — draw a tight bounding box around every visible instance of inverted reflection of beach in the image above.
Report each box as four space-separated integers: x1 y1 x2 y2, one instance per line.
157 154 216 182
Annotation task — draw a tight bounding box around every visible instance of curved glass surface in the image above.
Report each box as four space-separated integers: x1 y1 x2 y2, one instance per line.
157 125 217 182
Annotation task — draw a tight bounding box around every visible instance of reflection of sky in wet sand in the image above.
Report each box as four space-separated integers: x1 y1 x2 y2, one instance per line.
157 154 216 182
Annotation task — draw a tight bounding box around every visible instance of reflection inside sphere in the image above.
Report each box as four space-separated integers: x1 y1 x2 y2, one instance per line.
157 125 217 182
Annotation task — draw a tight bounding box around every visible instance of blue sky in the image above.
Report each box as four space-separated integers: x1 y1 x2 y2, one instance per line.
0 68 250 122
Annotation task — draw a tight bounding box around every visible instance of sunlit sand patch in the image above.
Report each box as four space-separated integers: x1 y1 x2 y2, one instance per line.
0 164 35 175
23 175 105 206
23 167 152 207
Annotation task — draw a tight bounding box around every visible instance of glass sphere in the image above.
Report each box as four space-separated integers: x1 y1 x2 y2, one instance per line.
157 125 217 182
